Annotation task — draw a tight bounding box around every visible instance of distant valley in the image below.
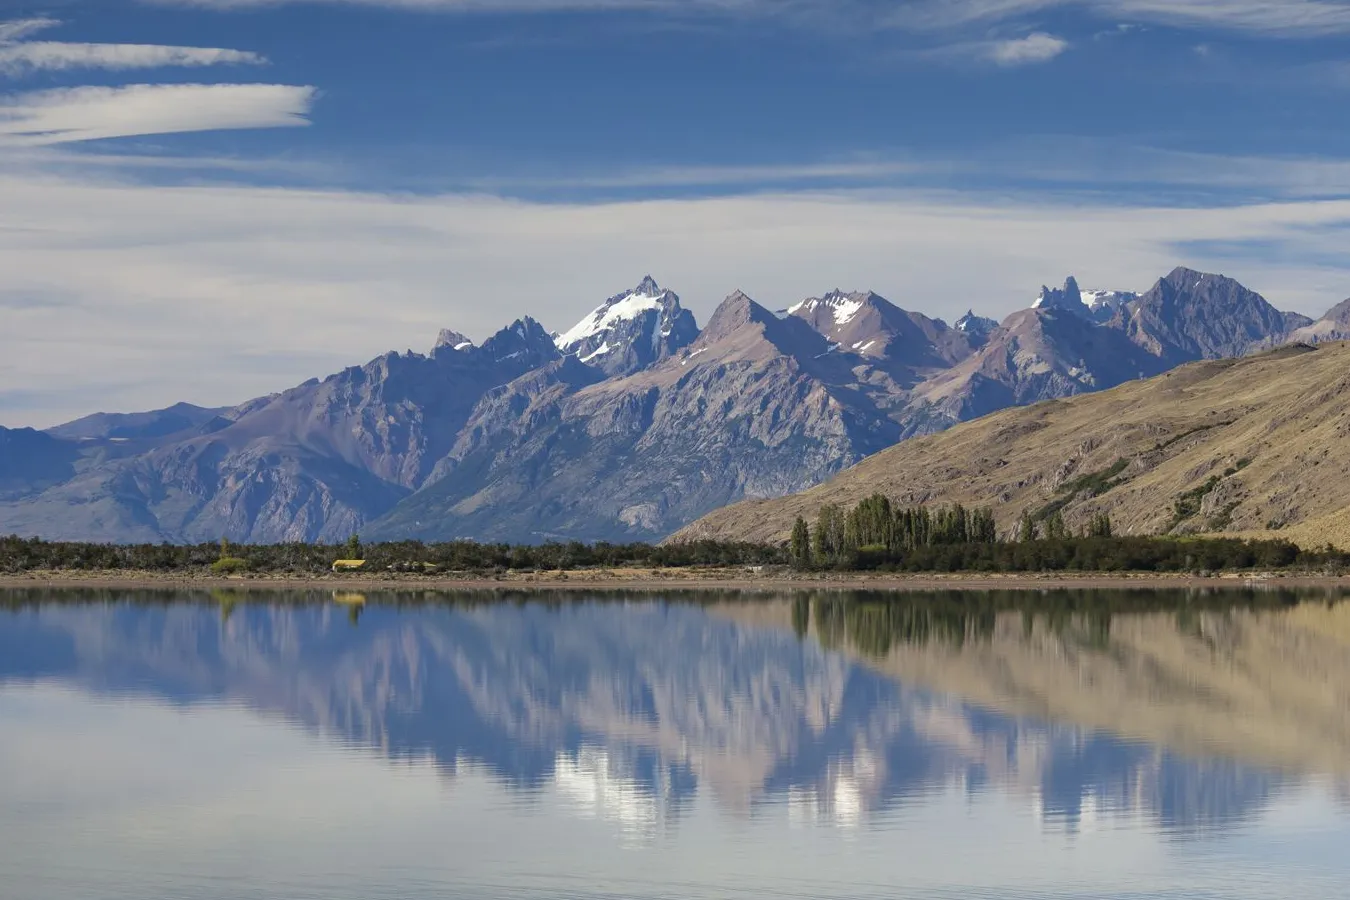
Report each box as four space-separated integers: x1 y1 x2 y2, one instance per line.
2 267 1346 545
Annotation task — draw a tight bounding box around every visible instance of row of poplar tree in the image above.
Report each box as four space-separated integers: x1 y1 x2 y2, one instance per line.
789 494 1115 567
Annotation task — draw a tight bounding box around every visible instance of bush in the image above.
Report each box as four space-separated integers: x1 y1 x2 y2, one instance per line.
210 557 250 575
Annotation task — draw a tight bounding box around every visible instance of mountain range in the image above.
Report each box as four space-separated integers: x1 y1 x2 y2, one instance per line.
1 267 1343 545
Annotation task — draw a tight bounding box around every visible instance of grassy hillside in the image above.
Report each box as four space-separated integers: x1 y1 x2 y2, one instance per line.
675 342 1350 548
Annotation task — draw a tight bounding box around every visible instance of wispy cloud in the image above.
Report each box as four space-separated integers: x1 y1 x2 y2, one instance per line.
0 17 267 75
0 43 266 74
0 84 316 145
0 17 60 43
147 0 1350 38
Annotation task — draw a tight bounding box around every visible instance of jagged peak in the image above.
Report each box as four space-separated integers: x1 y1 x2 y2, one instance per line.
555 279 681 351
435 329 474 351
955 309 998 334
1033 276 1088 314
480 316 556 358
634 274 662 296
786 289 881 326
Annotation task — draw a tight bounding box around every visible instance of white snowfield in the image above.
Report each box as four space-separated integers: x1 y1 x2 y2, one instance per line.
556 290 667 351
1081 289 1138 310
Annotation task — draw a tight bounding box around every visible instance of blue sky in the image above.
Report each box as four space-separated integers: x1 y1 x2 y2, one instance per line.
6 0 1350 424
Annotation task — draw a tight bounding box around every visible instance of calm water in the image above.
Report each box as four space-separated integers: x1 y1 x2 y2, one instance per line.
2 587 1350 899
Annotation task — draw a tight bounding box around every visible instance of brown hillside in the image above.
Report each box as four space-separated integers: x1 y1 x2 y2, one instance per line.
674 341 1350 548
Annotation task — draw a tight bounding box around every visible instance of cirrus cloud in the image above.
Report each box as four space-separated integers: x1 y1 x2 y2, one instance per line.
0 17 268 75
0 84 316 145
0 42 266 74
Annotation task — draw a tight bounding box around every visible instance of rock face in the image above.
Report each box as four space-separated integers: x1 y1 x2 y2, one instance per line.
0 269 1326 544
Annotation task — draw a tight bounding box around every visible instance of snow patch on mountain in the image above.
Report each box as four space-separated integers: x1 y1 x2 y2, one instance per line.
557 290 666 351
788 291 865 325
580 342 612 363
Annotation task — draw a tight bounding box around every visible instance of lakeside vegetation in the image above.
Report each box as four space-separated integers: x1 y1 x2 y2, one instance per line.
0 493 1346 577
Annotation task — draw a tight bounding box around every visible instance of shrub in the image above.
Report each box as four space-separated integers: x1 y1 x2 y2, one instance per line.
210 557 250 575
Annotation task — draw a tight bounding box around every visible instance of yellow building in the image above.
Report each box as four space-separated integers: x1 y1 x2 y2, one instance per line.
331 559 367 572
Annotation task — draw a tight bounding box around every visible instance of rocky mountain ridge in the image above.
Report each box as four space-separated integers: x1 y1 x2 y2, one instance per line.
0 269 1338 544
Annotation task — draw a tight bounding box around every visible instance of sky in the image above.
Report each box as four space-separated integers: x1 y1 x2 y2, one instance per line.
6 0 1350 425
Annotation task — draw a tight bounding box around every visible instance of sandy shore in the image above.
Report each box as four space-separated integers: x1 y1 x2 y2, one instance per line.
1 568 1347 593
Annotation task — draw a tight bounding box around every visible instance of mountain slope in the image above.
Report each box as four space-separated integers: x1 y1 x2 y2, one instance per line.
673 341 1350 547
0 428 81 501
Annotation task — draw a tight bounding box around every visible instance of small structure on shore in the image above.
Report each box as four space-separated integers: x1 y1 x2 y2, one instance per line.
331 559 367 572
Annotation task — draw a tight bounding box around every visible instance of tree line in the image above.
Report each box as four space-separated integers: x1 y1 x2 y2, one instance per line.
0 534 783 575
1 488 1346 575
788 493 1346 573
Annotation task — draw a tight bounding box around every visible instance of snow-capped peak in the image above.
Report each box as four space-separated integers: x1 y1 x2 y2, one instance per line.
787 290 867 326
555 278 671 351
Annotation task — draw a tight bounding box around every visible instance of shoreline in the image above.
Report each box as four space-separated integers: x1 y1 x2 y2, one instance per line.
1 568 1348 593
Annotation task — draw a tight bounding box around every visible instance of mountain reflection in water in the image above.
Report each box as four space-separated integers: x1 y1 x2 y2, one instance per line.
2 586 1347 848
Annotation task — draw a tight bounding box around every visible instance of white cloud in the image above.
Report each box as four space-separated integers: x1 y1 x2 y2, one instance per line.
987 32 1069 64
0 42 266 75
0 84 316 145
3 160 1350 426
924 31 1069 66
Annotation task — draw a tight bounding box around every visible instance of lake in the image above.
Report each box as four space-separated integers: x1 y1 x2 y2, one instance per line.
2 586 1349 899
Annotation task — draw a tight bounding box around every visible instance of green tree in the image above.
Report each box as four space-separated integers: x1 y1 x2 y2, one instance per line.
790 517 812 568
1018 510 1039 543
813 505 847 564
1087 512 1114 538
345 533 364 560
1045 511 1070 541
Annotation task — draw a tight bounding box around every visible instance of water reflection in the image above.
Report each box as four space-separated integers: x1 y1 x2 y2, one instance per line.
2 586 1347 847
